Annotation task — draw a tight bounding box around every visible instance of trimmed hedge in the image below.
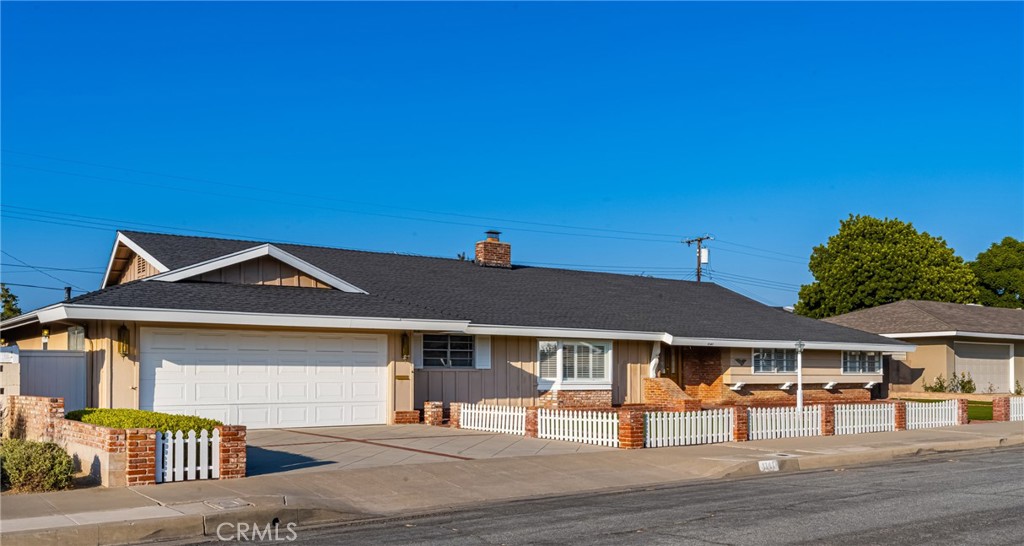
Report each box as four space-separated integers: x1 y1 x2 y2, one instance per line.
0 439 74 492
65 408 223 432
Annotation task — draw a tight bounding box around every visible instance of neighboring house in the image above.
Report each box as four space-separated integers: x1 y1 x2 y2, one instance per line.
0 230 909 429
824 301 1024 394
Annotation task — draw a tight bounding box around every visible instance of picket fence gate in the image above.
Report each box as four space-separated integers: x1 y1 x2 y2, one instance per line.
537 408 619 447
835 403 896 435
645 408 733 448
747 406 822 440
156 429 220 483
1010 397 1024 422
905 400 959 430
460 403 526 435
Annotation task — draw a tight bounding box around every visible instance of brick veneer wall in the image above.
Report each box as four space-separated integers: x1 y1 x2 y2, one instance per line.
682 347 726 401
538 389 612 409
393 410 421 424
642 378 702 411
721 385 872 406
1 395 246 486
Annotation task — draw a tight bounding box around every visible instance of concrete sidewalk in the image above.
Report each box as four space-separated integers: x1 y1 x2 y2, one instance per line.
2 421 1021 545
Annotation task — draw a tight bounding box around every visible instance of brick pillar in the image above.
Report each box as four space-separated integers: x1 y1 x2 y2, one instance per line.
449 403 462 429
821 404 835 436
893 401 907 431
217 425 247 480
525 407 539 438
957 399 970 425
423 401 444 426
125 428 157 486
732 406 748 442
992 397 1010 422
44 397 65 442
617 408 645 449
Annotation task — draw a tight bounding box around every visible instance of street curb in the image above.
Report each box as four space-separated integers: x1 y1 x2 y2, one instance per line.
3 433 1022 545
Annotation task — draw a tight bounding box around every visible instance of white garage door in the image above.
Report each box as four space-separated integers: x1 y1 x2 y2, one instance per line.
954 342 1012 393
140 328 388 429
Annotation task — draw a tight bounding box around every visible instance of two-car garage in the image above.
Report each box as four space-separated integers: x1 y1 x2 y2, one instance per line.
140 328 389 429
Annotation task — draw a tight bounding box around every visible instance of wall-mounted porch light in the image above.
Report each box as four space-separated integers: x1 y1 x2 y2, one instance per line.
117 324 130 357
401 333 411 360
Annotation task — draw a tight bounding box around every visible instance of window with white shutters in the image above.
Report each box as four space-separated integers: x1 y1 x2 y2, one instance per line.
538 340 612 386
422 334 474 368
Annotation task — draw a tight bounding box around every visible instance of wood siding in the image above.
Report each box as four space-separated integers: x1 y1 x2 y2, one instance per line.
116 252 160 284
415 337 651 408
190 256 329 288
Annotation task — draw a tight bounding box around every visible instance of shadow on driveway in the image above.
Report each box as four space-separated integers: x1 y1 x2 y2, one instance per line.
245 446 333 476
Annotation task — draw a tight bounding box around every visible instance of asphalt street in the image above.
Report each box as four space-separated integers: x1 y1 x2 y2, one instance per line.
283 446 1024 545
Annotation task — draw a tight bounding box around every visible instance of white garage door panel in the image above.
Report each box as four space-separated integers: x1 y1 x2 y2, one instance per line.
140 328 388 428
954 342 1012 393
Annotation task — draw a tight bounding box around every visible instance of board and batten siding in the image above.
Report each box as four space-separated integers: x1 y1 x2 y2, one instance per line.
116 252 161 284
191 256 329 288
414 337 652 408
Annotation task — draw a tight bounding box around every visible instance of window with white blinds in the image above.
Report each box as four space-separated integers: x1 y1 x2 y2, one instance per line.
538 340 612 385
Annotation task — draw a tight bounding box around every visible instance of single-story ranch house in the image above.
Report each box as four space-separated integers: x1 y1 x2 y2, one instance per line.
824 300 1023 394
1 230 911 428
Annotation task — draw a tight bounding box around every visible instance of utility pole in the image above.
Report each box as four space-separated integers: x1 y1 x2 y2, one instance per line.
683 235 713 283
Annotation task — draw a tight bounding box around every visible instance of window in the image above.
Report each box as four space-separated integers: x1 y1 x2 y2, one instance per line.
422 335 474 368
68 326 85 351
538 340 612 386
843 351 881 374
753 348 796 373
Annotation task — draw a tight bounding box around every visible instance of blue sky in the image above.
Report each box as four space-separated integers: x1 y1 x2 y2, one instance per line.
2 1 1021 311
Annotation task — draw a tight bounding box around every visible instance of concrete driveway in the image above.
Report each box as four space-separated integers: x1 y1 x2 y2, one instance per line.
247 425 612 476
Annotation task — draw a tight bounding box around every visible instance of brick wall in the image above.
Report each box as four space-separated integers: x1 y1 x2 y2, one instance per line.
449 403 463 429
617 408 645 449
721 386 872 406
2 395 245 486
538 389 612 409
992 397 1011 422
642 378 702 411
217 425 247 480
393 410 421 424
681 347 726 401
423 401 444 426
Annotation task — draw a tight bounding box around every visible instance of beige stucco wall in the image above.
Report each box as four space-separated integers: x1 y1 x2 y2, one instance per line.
889 336 1021 393
721 348 879 386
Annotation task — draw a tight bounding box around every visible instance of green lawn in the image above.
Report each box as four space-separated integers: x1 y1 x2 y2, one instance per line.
899 398 992 421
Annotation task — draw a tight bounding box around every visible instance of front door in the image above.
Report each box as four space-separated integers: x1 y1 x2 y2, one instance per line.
661 345 684 387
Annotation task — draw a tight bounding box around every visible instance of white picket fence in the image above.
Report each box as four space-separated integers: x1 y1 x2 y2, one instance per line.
156 429 220 483
906 400 959 430
748 406 822 440
1010 397 1024 422
460 403 526 435
835 403 896 435
538 408 619 447
645 408 734 448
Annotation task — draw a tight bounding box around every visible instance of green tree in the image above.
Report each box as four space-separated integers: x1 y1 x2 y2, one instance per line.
970 237 1024 308
795 215 979 318
1 284 22 320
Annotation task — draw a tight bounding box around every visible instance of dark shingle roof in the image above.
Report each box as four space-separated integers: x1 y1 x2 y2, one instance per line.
824 300 1024 337
86 231 903 345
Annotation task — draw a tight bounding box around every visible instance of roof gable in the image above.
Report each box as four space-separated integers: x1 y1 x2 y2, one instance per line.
148 243 368 293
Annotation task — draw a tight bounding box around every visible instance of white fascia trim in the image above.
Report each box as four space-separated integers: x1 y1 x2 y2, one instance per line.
101 232 171 288
883 331 1024 341
466 324 672 343
670 337 915 353
147 244 368 294
40 304 469 332
0 307 51 330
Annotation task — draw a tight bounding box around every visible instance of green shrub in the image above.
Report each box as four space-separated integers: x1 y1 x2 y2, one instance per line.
0 439 74 492
1014 380 1023 396
922 372 975 394
65 409 222 432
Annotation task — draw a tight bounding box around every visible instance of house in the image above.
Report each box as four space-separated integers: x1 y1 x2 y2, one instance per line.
824 300 1023 394
0 230 910 429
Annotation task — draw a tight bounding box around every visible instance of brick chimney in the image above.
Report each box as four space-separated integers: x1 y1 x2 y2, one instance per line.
475 230 511 268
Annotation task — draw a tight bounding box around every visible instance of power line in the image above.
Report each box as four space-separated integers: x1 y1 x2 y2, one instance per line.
683 235 713 283
2 264 105 274
714 238 807 261
0 282 85 292
0 251 85 291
